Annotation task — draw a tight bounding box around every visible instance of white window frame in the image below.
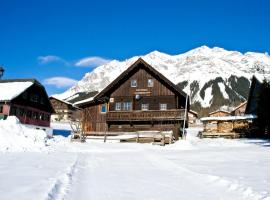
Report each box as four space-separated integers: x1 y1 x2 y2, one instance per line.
148 79 154 87
123 102 132 111
160 103 167 111
115 102 121 111
141 103 149 111
131 80 137 87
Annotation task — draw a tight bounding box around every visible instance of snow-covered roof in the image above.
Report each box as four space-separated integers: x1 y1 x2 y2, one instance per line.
73 96 95 106
200 114 257 122
50 96 74 106
0 81 33 101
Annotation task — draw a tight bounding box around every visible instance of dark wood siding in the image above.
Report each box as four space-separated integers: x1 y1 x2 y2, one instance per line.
83 104 107 132
111 68 174 97
7 83 53 127
80 59 187 136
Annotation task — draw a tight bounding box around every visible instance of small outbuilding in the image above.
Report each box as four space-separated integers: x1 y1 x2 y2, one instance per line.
200 115 257 138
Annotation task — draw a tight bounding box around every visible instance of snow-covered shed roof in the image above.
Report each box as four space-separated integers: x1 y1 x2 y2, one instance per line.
200 114 257 122
0 79 34 101
209 109 231 115
49 96 80 109
73 96 95 106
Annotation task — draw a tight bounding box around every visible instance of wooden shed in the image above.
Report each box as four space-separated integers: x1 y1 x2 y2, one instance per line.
200 115 256 138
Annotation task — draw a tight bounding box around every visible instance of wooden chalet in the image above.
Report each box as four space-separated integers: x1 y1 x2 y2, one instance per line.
0 79 54 127
49 96 80 122
77 58 189 139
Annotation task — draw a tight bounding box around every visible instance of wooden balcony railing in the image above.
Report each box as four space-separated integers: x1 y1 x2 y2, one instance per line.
106 109 186 121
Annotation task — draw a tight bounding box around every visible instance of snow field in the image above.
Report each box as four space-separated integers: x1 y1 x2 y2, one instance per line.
1 119 270 199
0 116 48 152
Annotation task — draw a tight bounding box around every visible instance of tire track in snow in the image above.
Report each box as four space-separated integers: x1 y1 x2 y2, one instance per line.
46 155 80 200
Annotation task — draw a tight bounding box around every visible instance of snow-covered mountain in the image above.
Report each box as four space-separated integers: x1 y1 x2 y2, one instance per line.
56 46 270 113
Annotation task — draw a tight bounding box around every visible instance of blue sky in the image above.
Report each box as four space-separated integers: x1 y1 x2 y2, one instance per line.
0 0 270 95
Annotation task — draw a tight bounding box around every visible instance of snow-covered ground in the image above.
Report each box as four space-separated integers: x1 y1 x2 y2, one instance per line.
1 118 270 200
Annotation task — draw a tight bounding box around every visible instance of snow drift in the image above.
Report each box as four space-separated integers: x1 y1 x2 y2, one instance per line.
0 116 48 152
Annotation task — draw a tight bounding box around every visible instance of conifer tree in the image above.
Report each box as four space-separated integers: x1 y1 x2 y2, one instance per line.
257 79 270 137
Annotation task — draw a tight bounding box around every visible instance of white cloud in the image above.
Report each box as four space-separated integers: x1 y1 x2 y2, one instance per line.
75 56 111 67
44 77 78 88
38 55 69 65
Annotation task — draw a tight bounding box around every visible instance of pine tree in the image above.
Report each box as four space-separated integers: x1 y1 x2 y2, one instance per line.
257 79 270 138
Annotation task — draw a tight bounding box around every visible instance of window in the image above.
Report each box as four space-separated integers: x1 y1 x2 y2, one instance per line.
10 106 17 115
115 102 121 111
22 92 28 100
141 104 149 110
41 113 45 120
30 94 39 102
40 97 45 105
148 79 154 87
123 102 132 111
101 104 107 113
32 112 39 120
44 114 50 121
27 110 32 118
19 108 25 116
0 106 3 113
160 103 167 110
131 80 137 87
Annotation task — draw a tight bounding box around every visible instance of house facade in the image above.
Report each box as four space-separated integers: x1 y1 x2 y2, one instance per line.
49 96 80 122
0 79 54 127
77 58 189 138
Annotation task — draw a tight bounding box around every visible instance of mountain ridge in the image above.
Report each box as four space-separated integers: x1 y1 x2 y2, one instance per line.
55 46 270 115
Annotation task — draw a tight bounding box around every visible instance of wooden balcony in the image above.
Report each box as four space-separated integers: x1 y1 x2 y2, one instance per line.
106 109 186 121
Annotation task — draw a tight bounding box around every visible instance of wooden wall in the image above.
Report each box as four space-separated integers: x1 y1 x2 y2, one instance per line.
111 68 175 97
83 104 107 132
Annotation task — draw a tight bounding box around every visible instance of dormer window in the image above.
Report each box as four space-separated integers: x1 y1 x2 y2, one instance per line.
131 80 137 87
148 79 154 87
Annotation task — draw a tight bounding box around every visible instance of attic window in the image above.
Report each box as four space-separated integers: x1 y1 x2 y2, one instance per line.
131 80 137 87
30 94 39 102
148 79 154 87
